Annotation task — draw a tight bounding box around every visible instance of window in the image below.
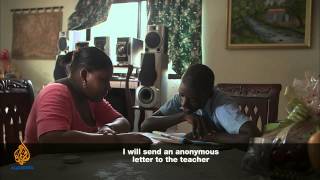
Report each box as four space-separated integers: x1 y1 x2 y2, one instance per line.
90 1 147 65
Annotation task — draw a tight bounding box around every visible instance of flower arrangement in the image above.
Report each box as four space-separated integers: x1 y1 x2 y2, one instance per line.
280 73 320 133
264 73 320 140
242 74 320 178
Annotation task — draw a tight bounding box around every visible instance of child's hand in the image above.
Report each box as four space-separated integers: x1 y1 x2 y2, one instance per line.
184 114 216 139
183 113 196 124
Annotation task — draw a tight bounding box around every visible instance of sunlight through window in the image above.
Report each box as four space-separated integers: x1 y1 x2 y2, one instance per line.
90 1 147 64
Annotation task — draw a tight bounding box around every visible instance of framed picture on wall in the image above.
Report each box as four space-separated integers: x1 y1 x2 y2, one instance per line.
226 0 312 49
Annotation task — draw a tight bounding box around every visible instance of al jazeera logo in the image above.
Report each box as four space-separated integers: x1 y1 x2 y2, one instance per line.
10 141 34 171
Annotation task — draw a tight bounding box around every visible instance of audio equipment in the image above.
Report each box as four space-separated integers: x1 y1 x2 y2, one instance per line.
86 28 91 41
145 25 168 54
94 36 110 56
116 37 143 67
57 31 68 52
136 53 168 108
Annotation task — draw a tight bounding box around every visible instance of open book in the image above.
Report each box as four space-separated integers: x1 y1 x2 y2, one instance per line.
141 131 221 146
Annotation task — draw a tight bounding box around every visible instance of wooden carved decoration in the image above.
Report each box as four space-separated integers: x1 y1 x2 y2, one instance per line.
217 84 282 131
0 79 34 165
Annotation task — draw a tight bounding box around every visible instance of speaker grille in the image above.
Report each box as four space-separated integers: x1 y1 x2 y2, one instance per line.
138 53 157 86
136 86 160 108
145 32 161 49
138 87 155 104
58 37 67 51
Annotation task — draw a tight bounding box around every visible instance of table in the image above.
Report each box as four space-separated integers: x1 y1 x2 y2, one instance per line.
0 145 319 180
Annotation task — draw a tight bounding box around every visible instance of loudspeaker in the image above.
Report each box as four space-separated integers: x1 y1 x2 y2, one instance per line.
136 86 160 108
138 53 157 86
145 25 168 54
86 28 91 41
58 32 68 52
94 36 110 56
136 53 168 108
116 37 143 67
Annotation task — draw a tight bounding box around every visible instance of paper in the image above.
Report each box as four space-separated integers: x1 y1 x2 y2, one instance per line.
141 132 220 146
140 132 183 144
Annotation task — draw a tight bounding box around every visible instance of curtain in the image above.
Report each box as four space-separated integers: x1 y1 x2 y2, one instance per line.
68 0 112 30
147 0 202 77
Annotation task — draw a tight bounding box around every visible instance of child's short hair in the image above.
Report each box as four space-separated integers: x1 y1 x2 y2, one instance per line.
182 64 215 94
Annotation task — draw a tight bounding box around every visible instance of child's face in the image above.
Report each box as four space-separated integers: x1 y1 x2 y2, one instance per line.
178 82 209 113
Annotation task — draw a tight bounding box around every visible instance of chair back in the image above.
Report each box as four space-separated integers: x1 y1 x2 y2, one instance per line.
216 83 281 131
0 79 34 165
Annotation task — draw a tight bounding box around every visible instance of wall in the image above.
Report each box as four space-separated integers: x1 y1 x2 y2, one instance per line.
0 0 2 48
202 0 320 120
0 0 77 92
0 0 5 49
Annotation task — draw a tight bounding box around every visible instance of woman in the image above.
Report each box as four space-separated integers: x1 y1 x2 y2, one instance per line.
24 47 150 145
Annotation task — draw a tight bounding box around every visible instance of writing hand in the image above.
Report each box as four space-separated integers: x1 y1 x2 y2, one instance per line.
97 125 116 135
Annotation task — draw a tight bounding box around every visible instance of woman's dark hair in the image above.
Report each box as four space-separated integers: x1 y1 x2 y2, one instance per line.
54 52 74 80
182 64 215 94
70 47 113 73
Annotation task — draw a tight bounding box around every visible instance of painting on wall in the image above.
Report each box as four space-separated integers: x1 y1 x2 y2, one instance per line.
12 10 62 59
226 0 312 49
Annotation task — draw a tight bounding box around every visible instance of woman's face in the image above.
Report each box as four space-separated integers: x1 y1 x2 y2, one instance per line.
83 68 113 102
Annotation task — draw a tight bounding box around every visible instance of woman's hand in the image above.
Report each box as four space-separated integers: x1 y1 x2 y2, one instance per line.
97 125 116 135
